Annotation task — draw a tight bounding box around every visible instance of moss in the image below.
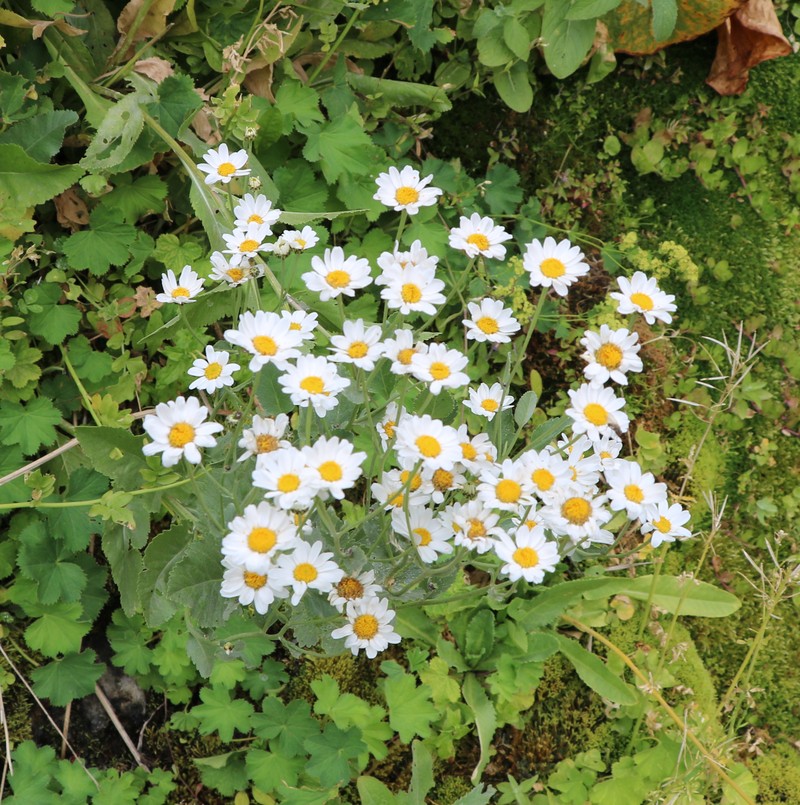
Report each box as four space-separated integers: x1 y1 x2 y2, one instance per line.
283 652 385 707
429 774 474 804
751 742 800 805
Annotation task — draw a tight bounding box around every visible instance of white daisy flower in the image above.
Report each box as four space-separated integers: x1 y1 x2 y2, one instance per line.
448 213 512 260
224 310 304 372
198 143 250 185
605 459 668 521
280 226 319 252
580 325 643 386
376 264 446 316
328 570 382 613
301 246 372 301
376 239 439 274
454 426 497 474
280 309 318 341
373 165 442 215
641 501 692 548
302 436 367 500
382 329 427 376
424 465 466 505
209 251 252 287
523 237 590 297
142 396 223 467
222 223 273 266
252 447 318 510
329 319 384 371
610 271 677 325
391 506 453 563
477 458 535 512
237 414 291 464
331 597 402 659
221 502 298 573
219 559 288 614
493 525 560 583
592 432 624 468
370 468 430 511
377 402 407 448
394 414 461 471
465 382 514 421
566 383 630 441
187 345 240 393
233 193 281 231
410 342 470 395
155 265 204 305
541 489 614 548
519 448 572 500
278 355 351 417
446 499 505 554
463 299 521 344
273 540 344 605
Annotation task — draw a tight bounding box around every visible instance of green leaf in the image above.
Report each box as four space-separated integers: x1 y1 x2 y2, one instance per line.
357 777 397 805
541 5 596 79
31 650 104 706
254 363 294 415
25 283 82 345
80 93 146 172
66 335 114 384
382 671 438 743
108 611 154 676
302 110 381 183
246 748 304 792
477 28 515 68
31 0 75 15
462 675 497 785
62 208 136 275
251 697 320 757
408 740 435 803
139 524 193 627
192 686 255 742
610 575 741 618
103 174 167 222
555 635 637 705
152 233 204 272
273 160 329 211
0 396 62 455
503 17 531 59
0 144 83 208
303 724 365 787
565 0 622 20
463 609 495 667
195 751 248 798
407 0 437 52
346 74 452 114
452 786 496 805
17 520 87 605
514 390 539 427
147 74 204 138
274 80 324 133
76 426 148 489
46 469 107 551
0 110 78 161
651 0 678 42
24 603 91 657
484 163 524 215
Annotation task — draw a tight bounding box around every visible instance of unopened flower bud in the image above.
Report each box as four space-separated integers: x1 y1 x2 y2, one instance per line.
248 176 262 191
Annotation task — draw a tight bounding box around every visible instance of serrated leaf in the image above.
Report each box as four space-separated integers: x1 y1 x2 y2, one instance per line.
30 650 104 706
556 634 638 705
152 232 204 272
0 396 62 455
80 93 146 172
246 748 303 792
0 110 78 161
0 144 83 208
383 672 437 742
302 111 380 183
484 163 524 215
76 425 148 488
147 74 203 138
25 283 82 345
303 724 365 787
103 174 167 222
192 686 255 742
17 520 87 605
139 524 193 627
167 537 232 628
62 208 136 275
494 62 534 113
24 603 91 657
251 697 320 757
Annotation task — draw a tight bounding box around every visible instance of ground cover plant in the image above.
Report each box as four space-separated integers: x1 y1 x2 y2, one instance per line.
1 0 799 802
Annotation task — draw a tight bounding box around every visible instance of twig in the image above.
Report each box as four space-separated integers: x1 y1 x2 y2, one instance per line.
93 684 151 772
0 681 13 788
60 701 72 760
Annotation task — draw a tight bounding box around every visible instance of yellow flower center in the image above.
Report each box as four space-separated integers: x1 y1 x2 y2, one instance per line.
513 547 539 568
336 577 364 600
300 376 326 395
243 570 267 589
432 469 453 492
413 527 432 546
532 468 555 491
401 283 422 303
294 562 318 583
653 516 672 534
256 434 279 453
540 257 566 278
239 238 259 252
399 469 422 491
289 322 302 330
596 343 623 370
395 186 420 206
461 442 477 460
382 420 396 439
277 473 300 493
353 613 379 639
347 341 369 359
247 213 264 224
429 361 451 380
583 403 608 426
630 292 654 311
296 238 306 248
415 435 441 458
168 422 195 448
217 162 236 177
466 233 490 251
318 461 343 482
171 287 190 299
252 335 277 356
326 269 351 288
248 527 277 553
226 268 245 283
467 519 487 539
624 484 644 503
476 316 499 334
495 479 522 503
561 497 591 525
481 398 499 412
397 348 415 365
203 362 223 380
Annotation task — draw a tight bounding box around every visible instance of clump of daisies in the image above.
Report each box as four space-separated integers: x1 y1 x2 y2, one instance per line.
139 147 690 661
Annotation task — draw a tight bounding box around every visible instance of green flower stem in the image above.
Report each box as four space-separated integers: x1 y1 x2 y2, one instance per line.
563 614 756 805
636 542 667 640
61 347 102 427
419 257 476 333
307 5 363 85
395 209 408 245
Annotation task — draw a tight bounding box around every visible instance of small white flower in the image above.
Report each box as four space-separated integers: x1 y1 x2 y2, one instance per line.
280 309 318 341
273 540 344 605
302 436 367 500
331 597 402 659
494 525 560 583
376 264 446 316
610 271 677 325
424 464 466 505
519 448 572 501
394 414 461 471
477 458 535 512
566 383 630 441
391 506 453 563
221 502 298 573
523 237 590 297
641 501 692 547
465 383 514 421
605 459 668 521
224 310 304 372
301 246 372 301
382 329 427 376
209 251 251 287
373 166 442 215
377 402 407 448
278 355 351 417
281 226 319 251
222 223 273 267
410 342 470 395
237 414 291 464
445 499 505 554
187 345 240 393
580 325 643 386
371 468 430 511
156 265 204 304
454 426 497 474
328 570 382 613
219 559 288 614
449 213 512 260
376 240 439 274
198 143 250 185
592 432 624 468
142 396 223 467
233 193 281 231
329 319 384 371
252 447 318 510
541 489 614 548
464 299 520 344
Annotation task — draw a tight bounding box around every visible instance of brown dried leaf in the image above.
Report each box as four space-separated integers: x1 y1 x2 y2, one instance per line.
707 0 792 95
54 188 89 232
117 0 176 43
133 56 174 83
133 286 161 318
